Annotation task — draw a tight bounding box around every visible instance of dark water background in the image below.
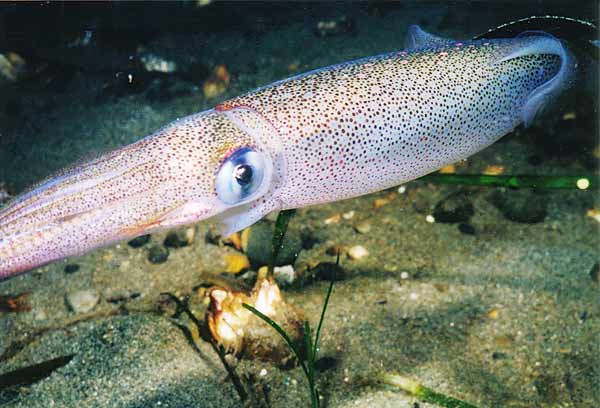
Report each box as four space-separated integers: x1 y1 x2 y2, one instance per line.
0 2 598 408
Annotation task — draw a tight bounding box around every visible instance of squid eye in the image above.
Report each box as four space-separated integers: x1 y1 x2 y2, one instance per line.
215 147 268 205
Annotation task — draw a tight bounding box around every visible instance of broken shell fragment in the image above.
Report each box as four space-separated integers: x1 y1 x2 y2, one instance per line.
206 278 304 365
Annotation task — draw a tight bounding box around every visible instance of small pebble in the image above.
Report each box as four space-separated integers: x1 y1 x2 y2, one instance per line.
127 234 151 248
354 221 371 234
342 210 355 220
66 290 100 313
397 185 406 194
425 215 435 223
409 292 419 300
259 368 268 377
324 213 341 224
400 271 409 280
223 253 250 274
64 264 80 274
433 191 474 223
273 265 296 286
147 245 169 264
164 228 193 248
347 245 368 260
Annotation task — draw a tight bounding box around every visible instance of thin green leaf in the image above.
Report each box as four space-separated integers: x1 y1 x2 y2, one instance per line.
314 277 334 358
421 173 596 190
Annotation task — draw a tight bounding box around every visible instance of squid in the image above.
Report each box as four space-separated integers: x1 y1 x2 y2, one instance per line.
0 24 580 279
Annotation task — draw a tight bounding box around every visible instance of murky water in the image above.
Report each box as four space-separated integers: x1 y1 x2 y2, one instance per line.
0 2 598 407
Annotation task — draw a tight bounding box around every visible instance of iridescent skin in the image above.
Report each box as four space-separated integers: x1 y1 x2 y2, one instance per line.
0 27 575 279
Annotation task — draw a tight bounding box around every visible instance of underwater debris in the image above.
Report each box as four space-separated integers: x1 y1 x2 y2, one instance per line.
138 50 177 74
0 292 31 314
65 289 100 314
314 16 357 38
0 52 26 85
206 278 304 365
203 64 231 99
483 165 505 176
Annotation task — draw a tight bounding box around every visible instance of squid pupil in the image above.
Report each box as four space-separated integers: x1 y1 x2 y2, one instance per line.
234 164 253 185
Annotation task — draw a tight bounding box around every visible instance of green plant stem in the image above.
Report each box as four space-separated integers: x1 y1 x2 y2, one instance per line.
268 209 296 277
379 373 479 408
421 173 596 190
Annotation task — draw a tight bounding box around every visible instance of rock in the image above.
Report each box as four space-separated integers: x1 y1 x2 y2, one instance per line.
354 221 371 234
242 220 303 268
66 290 100 313
127 234 151 248
433 191 474 223
223 252 251 274
147 245 169 264
164 228 194 248
273 265 297 286
489 190 547 224
64 264 80 274
347 245 368 260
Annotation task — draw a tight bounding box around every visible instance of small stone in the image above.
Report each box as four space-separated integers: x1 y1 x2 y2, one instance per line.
487 308 500 319
397 185 406 194
347 245 368 260
259 368 268 377
433 191 474 223
400 271 409 280
425 214 436 223
64 264 80 274
128 234 151 248
273 265 297 286
483 165 505 175
354 221 371 234
147 245 169 264
66 290 100 313
342 210 355 220
324 213 341 224
164 229 191 248
223 252 251 274
243 220 302 268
